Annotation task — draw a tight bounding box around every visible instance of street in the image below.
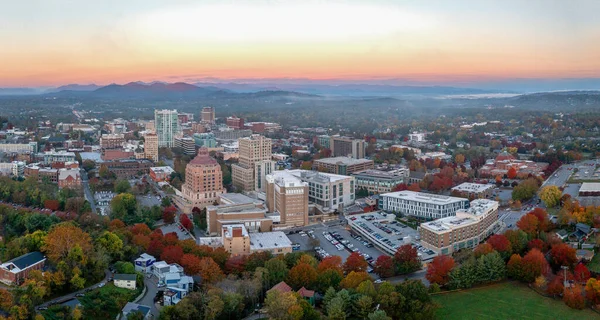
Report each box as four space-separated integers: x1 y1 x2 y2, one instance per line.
36 269 111 310
80 169 97 214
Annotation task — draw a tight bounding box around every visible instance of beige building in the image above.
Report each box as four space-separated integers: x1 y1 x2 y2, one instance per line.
419 199 500 255
206 193 272 236
180 148 224 211
265 171 309 227
222 224 251 255
313 157 374 175
100 134 125 149
232 134 273 191
201 107 215 123
330 136 365 159
144 133 159 162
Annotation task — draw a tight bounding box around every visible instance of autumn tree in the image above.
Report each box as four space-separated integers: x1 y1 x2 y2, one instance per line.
507 254 523 280
42 223 92 264
573 263 591 283
455 154 465 164
527 239 547 252
563 286 585 309
198 257 224 284
264 289 302 320
160 245 184 264
504 230 529 254
180 214 193 230
286 262 317 290
546 275 564 297
340 271 371 289
516 213 540 237
162 206 177 224
316 269 343 293
529 208 550 232
110 193 137 222
0 288 13 311
521 248 550 283
95 231 124 259
426 255 455 286
373 255 395 278
407 183 421 192
180 253 202 275
393 244 421 274
318 256 343 274
507 167 517 179
344 252 368 273
585 278 600 305
473 243 494 258
487 234 512 259
549 243 577 269
539 185 562 208
225 255 248 275
130 223 151 236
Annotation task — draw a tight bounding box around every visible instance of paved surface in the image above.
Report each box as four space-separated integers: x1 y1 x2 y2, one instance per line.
499 208 529 230
138 194 162 208
80 169 97 214
138 274 160 318
160 223 193 240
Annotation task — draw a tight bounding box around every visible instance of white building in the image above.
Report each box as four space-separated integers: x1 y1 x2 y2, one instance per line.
134 253 156 273
155 109 180 147
379 191 470 219
286 169 356 212
451 183 494 199
114 274 137 290
250 231 293 255
409 132 426 142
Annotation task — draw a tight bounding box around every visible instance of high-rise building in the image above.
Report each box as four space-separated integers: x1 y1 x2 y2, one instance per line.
265 171 309 227
330 136 365 159
231 134 273 191
181 148 224 210
144 133 159 162
155 109 180 147
201 107 215 123
174 136 196 155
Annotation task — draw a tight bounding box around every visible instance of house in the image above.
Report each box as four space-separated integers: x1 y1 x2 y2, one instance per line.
555 229 569 241
297 287 315 306
0 251 46 285
134 253 156 273
153 261 193 291
120 302 151 320
570 223 594 242
270 281 292 293
163 287 189 306
576 249 595 262
57 168 81 189
153 261 183 281
114 274 137 290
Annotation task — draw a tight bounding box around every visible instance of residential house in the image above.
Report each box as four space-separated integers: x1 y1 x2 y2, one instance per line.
120 302 151 320
114 274 137 290
134 253 156 273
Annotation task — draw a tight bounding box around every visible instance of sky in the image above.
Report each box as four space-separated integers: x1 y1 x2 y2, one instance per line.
1 0 600 87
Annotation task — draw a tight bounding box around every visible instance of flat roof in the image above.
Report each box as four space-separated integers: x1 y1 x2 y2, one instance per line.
580 183 600 192
421 216 477 232
381 190 468 205
451 182 494 193
266 170 307 188
223 224 249 237
250 231 292 250
220 193 259 205
352 169 407 179
314 157 373 166
150 166 174 173
287 169 352 183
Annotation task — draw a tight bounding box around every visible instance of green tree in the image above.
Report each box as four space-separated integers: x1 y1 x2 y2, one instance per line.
368 310 392 320
354 295 373 320
110 193 137 222
96 231 124 260
265 258 289 287
114 180 131 194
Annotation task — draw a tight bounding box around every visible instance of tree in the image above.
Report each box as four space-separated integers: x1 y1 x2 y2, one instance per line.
563 286 585 309
527 239 547 252
504 229 529 254
507 167 517 179
198 257 224 284
130 223 151 236
426 255 455 286
407 183 421 192
393 244 421 274
507 254 523 280
180 254 202 275
114 180 131 193
357 280 377 298
539 185 562 208
316 269 343 293
161 245 184 264
114 261 135 274
521 248 550 283
549 243 577 269
318 256 343 274
264 290 302 320
512 178 540 201
516 213 540 237
573 263 591 283
162 206 177 224
180 214 193 230
487 234 512 258
368 310 392 320
110 193 137 222
340 271 371 289
473 243 494 258
265 258 289 287
286 262 317 290
96 231 124 259
373 255 395 278
546 275 564 297
585 278 600 305
529 208 550 232
42 223 92 264
455 154 465 165
354 295 373 320
0 289 13 311
343 252 368 273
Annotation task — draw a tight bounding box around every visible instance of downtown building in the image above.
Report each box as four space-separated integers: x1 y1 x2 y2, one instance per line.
313 157 374 175
286 170 355 213
419 199 500 255
352 167 409 194
201 107 215 124
144 132 159 162
178 148 224 212
265 171 309 228
231 134 275 192
330 135 365 159
155 109 180 147
379 190 470 220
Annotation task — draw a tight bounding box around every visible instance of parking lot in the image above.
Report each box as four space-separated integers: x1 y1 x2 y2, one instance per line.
94 191 115 216
160 223 193 240
138 194 162 208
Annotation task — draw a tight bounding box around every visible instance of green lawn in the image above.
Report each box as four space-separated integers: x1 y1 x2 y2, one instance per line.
588 251 600 273
433 282 598 320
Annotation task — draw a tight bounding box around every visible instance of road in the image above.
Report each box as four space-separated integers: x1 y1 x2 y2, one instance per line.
138 275 160 318
80 169 97 214
36 269 111 310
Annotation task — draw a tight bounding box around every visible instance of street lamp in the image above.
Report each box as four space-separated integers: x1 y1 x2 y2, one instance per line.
561 265 569 288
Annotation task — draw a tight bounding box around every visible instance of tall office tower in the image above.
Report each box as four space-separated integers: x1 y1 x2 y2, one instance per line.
330 135 365 159
231 134 273 191
201 107 215 123
154 109 180 148
181 148 224 210
144 133 159 162
265 171 309 227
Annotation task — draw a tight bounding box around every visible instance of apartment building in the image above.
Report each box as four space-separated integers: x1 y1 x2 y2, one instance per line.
265 171 309 227
352 167 409 194
330 136 365 159
144 133 159 162
155 109 180 147
313 157 374 175
232 134 273 192
201 107 215 123
174 136 196 155
100 133 125 149
226 116 245 130
222 224 251 255
379 190 470 219
419 199 500 255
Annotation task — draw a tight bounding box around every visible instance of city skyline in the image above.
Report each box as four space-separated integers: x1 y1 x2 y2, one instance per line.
2 0 600 86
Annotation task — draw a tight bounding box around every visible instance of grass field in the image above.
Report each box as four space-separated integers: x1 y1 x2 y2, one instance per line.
433 282 598 320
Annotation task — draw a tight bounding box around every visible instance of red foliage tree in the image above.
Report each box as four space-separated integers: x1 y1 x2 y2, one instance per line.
521 248 550 283
132 234 151 250
198 257 224 284
373 255 395 278
527 239 546 252
563 286 585 309
225 255 248 275
516 213 540 236
160 245 184 264
163 232 179 246
407 183 421 192
162 206 177 224
573 263 591 283
426 255 455 286
150 229 164 241
210 247 231 268
507 167 517 179
317 256 343 274
487 234 511 254
180 214 193 230
109 219 125 231
473 243 495 258
546 275 564 297
180 253 202 275
529 208 550 231
549 243 577 269
147 239 165 258
131 223 151 236
44 199 60 211
344 252 368 273
393 244 421 274
393 183 408 192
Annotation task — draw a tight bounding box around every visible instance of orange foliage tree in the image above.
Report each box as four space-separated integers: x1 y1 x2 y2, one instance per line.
340 271 371 289
160 245 184 264
180 253 202 275
197 257 224 284
507 167 517 179
42 223 92 264
473 243 494 258
317 256 343 274
286 262 318 290
549 243 577 269
426 255 455 286
521 248 550 283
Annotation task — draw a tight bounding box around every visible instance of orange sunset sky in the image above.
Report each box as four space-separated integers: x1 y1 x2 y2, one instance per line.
1 0 600 87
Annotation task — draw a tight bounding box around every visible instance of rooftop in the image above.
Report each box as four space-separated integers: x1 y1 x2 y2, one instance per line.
451 182 494 193
122 302 151 318
266 170 307 188
457 199 498 216
352 169 407 179
580 183 600 193
219 193 260 205
287 169 352 183
0 251 46 273
223 224 249 238
150 166 175 174
381 190 468 205
114 273 137 281
250 231 292 250
314 157 373 166
188 148 218 166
